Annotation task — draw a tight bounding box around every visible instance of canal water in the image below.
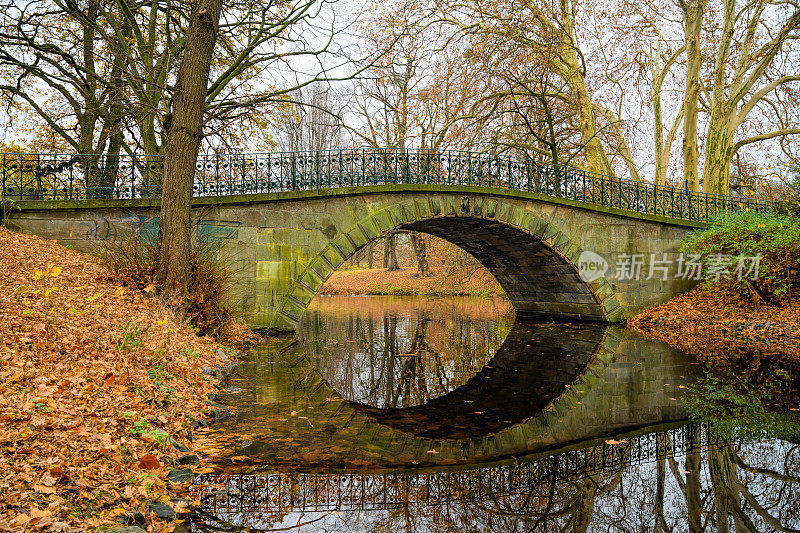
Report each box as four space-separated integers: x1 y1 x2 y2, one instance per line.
189 296 800 531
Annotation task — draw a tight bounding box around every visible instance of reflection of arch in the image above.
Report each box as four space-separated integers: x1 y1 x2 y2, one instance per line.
350 321 609 439
286 322 618 458
273 196 622 331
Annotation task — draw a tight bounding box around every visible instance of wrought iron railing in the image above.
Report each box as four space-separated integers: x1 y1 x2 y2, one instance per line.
1 149 773 222
191 421 733 515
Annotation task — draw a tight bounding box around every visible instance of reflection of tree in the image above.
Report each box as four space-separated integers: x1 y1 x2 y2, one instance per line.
304 304 507 408
659 433 800 532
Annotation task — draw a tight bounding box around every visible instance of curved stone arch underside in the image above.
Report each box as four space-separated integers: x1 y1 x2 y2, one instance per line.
272 195 623 331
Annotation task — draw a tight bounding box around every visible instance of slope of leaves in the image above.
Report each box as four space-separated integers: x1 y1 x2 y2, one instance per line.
0 227 247 531
629 285 800 366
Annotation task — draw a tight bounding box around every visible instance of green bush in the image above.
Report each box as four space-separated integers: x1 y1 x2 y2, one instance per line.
682 210 800 301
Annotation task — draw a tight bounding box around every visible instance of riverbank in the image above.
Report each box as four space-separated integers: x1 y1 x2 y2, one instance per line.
319 267 505 297
629 285 800 366
0 227 256 531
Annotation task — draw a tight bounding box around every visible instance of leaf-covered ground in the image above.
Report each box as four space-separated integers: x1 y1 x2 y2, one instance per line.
0 227 253 531
629 285 800 366
319 267 504 297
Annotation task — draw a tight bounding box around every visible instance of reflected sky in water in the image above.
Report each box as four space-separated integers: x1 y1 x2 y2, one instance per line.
191 296 800 531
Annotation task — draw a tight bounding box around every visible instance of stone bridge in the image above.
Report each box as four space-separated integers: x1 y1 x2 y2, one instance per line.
7 185 704 328
2 148 764 329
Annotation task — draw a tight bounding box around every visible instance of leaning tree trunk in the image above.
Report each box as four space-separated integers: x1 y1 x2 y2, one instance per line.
156 0 221 303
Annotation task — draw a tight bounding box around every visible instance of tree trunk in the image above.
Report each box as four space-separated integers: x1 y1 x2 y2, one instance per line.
685 451 703 533
703 117 736 197
570 477 598 533
99 13 133 199
410 231 430 277
383 232 399 271
367 241 374 269
156 0 221 303
682 0 705 192
596 106 640 181
558 46 612 176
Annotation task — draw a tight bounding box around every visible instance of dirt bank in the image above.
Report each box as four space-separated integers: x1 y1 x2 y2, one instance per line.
0 227 255 531
319 268 505 297
629 285 800 366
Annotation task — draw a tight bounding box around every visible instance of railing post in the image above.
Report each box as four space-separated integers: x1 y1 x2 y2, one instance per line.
35 154 42 200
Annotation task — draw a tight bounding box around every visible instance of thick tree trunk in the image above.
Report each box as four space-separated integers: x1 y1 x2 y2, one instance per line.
410 231 430 277
682 1 705 192
685 451 703 533
559 46 612 176
570 477 598 533
156 0 221 302
383 232 400 271
99 14 133 199
703 118 736 197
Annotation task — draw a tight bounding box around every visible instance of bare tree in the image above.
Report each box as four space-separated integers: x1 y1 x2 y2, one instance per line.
276 85 346 152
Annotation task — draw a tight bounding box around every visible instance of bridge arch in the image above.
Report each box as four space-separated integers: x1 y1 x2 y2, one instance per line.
272 194 623 331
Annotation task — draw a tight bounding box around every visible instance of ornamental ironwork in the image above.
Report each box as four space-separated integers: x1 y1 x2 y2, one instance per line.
191 422 733 515
1 149 772 223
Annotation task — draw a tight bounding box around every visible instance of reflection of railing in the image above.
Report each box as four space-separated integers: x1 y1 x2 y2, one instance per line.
192 422 732 515
2 149 772 222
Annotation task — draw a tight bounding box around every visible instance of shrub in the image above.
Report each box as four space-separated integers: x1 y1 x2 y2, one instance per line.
682 210 800 301
98 226 235 338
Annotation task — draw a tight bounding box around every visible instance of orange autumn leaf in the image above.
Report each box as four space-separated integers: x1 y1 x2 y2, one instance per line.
139 454 161 471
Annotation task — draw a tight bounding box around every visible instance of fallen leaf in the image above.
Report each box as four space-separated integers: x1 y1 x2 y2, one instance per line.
139 454 161 470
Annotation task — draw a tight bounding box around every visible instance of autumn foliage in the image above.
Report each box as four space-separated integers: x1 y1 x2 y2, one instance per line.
0 227 241 530
632 211 800 363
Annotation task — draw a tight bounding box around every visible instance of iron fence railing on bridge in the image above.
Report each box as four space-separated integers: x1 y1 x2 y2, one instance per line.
191 422 734 516
1 149 773 223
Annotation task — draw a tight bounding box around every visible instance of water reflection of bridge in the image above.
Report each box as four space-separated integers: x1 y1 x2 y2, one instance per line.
194 422 730 515
204 323 699 470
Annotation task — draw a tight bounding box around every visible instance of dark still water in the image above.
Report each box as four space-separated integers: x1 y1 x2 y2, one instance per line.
190 296 800 532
